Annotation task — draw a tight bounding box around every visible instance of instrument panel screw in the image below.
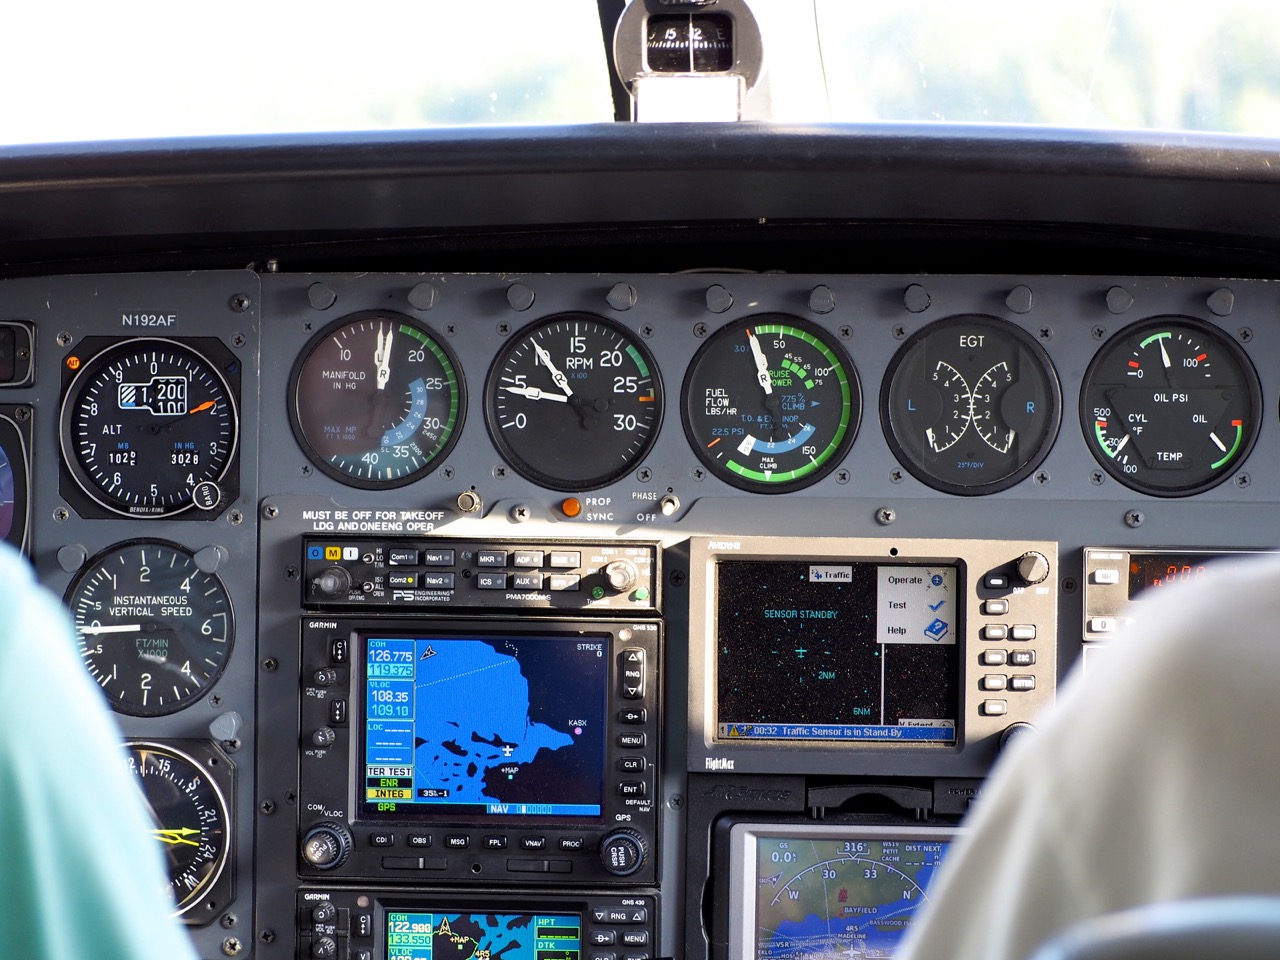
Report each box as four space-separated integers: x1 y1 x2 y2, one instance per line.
13 406 30 422
1236 473 1252 489
259 931 276 945
284 567 299 581
53 507 70 522
221 937 243 957
889 469 904 484
690 467 706 481
231 333 247 348
259 800 276 815
56 331 73 347
1124 510 1144 528
668 795 684 810
510 504 531 523
263 504 280 519
493 465 508 479
876 507 897 525
1034 471 1050 486
636 468 652 483
892 324 908 340
1037 326 1053 341
1090 471 1105 486
838 325 853 340
444 323 458 337
1091 326 1107 340
496 321 512 337
834 469 851 485
229 294 251 313
669 569 686 587
228 509 244 526
439 465 455 480
693 322 709 338
262 658 279 672
1238 326 1254 344
300 464 313 478
1062 577 1079 594
220 914 237 929
639 323 655 338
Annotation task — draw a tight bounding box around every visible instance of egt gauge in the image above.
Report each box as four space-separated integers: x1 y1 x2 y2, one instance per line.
1081 317 1260 496
881 316 1061 495
681 316 860 492
289 312 464 488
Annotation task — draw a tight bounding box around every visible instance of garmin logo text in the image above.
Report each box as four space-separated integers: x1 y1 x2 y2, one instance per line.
809 565 853 582
705 757 735 771
703 785 793 803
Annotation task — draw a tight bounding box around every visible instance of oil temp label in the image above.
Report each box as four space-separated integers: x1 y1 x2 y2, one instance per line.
877 567 956 644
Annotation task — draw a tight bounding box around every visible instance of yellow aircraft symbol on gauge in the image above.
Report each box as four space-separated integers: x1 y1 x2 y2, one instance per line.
152 827 201 847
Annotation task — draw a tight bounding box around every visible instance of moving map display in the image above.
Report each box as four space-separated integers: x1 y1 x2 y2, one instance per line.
731 824 957 960
360 632 608 819
386 910 582 960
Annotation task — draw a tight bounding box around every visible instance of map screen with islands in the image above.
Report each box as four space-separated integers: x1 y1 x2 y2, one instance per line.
385 910 582 960
360 632 608 819
733 824 957 960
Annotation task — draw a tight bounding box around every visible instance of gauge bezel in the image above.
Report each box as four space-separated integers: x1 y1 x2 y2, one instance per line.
1078 315 1262 497
66 539 236 717
483 312 665 491
680 314 861 494
0 407 30 553
287 311 466 490
880 314 1062 496
58 337 240 518
125 739 234 921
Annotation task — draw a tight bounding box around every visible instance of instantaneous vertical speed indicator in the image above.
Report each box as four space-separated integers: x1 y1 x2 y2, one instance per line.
1081 318 1260 496
681 316 860 492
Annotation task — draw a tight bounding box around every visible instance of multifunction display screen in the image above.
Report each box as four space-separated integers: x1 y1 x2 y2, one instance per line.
360 633 608 819
733 825 955 960
716 561 958 742
386 910 581 960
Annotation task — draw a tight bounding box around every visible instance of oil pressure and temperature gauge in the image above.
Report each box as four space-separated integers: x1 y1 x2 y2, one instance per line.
1081 318 1260 496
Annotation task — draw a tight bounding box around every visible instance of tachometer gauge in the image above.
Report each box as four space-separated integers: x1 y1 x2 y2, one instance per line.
125 740 233 920
1081 318 1260 496
485 313 663 490
681 316 859 492
66 540 234 717
59 338 238 516
881 316 1061 495
289 312 464 488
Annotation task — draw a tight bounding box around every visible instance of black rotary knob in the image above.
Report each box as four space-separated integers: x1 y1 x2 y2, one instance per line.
301 821 353 870
600 828 648 876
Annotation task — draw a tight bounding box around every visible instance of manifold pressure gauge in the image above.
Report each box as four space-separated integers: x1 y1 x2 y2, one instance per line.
59 338 239 517
125 740 233 921
67 540 234 716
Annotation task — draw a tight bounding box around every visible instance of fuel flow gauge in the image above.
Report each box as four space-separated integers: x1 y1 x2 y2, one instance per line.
881 316 1061 494
1081 318 1260 496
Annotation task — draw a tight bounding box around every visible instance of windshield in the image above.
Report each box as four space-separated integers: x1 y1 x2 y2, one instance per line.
3 0 1278 145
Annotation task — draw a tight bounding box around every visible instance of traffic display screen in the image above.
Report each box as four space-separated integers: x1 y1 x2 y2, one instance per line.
731 824 957 960
716 561 958 743
385 910 581 960
359 632 609 819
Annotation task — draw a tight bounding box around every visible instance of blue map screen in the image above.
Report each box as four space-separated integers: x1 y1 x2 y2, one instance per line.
360 633 608 819
386 910 582 960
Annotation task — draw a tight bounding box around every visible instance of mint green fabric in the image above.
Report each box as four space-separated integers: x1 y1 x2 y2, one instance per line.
0 545 198 960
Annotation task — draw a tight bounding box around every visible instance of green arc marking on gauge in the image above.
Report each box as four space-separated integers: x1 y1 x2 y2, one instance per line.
723 322 852 484
398 323 461 455
1093 420 1116 457
1211 421 1245 470
1139 331 1173 348
625 343 651 378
